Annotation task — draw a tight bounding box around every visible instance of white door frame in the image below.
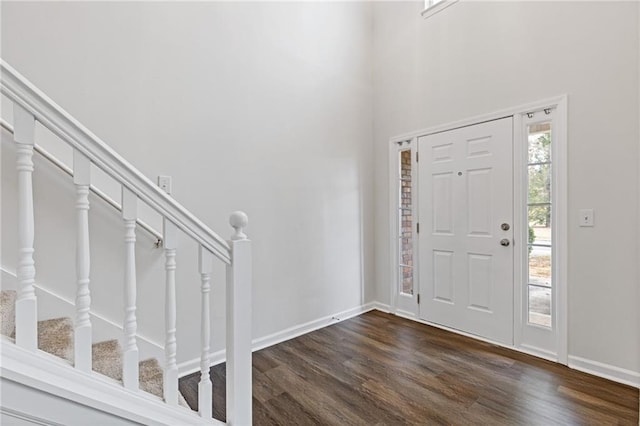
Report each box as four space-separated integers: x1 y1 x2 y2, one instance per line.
388 137 419 318
388 95 568 364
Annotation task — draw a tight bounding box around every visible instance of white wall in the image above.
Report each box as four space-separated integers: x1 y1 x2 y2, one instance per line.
3 0 637 383
373 1 639 374
1 1 374 365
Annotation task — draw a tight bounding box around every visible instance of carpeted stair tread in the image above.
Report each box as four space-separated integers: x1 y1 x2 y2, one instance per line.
92 339 123 380
2 293 190 409
139 358 164 398
93 341 189 408
37 317 74 363
139 358 190 408
0 290 16 337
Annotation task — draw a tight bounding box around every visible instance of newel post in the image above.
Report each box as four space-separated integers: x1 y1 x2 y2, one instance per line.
226 211 252 426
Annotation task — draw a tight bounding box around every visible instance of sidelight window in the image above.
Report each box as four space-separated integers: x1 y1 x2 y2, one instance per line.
526 122 552 327
398 149 414 295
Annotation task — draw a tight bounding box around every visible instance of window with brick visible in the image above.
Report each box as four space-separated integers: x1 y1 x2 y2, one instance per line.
398 149 413 295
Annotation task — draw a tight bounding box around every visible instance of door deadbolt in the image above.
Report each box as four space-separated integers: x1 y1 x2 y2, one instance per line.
500 239 510 247
501 223 510 231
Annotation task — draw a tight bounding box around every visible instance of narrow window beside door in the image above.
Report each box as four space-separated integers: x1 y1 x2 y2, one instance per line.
399 149 413 295
527 122 552 327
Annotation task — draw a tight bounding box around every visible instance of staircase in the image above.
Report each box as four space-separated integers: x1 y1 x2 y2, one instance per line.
1 289 190 407
0 60 253 425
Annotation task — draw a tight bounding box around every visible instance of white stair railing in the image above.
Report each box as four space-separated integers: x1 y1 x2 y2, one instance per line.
198 246 214 418
121 188 140 390
163 217 179 405
73 150 92 372
13 103 37 352
1 59 252 425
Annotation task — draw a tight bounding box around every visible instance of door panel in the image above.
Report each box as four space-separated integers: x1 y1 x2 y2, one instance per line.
419 117 513 345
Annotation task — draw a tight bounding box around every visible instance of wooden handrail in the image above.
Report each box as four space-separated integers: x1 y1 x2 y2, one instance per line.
1 60 230 263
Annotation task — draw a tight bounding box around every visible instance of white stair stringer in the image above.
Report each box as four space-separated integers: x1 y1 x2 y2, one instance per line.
1 339 220 426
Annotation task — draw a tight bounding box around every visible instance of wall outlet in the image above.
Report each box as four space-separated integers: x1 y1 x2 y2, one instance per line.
158 175 172 195
579 209 594 227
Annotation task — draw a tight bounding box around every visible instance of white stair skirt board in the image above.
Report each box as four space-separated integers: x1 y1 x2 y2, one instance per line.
1 341 218 426
177 302 383 376
1 267 164 364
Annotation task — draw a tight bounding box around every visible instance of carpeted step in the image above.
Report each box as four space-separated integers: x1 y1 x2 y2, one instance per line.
139 358 164 398
92 339 123 380
137 358 190 408
0 290 16 337
1 291 190 409
93 339 189 407
37 317 74 363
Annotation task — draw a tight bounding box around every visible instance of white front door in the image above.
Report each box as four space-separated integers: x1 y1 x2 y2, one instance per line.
418 117 514 345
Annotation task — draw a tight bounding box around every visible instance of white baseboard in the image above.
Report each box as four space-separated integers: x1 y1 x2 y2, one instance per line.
177 302 379 376
370 301 392 313
568 355 640 389
1 266 164 364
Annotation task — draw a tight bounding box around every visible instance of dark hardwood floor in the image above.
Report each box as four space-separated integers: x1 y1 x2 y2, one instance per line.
179 310 639 425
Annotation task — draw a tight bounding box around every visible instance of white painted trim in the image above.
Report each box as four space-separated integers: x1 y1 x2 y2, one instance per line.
421 0 460 19
370 301 392 313
512 111 526 353
391 95 568 143
388 139 418 316
1 266 164 363
388 141 399 314
553 97 569 365
568 356 640 389
1 407 64 426
0 60 230 263
178 303 380 376
1 341 219 425
514 98 569 364
389 95 569 364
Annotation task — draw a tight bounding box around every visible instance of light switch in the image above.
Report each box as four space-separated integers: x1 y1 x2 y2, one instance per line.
579 209 594 227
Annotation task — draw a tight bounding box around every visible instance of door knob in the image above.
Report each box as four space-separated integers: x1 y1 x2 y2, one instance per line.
501 223 510 231
500 239 510 247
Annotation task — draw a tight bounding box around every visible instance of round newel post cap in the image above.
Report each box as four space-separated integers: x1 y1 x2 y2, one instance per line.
229 211 248 241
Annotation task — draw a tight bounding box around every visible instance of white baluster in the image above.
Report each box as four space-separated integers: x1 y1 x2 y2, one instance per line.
226 211 252 426
163 218 178 405
122 188 139 390
198 245 213 418
13 104 37 351
74 151 92 372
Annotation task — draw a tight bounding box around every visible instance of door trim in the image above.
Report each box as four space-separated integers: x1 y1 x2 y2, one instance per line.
388 137 419 317
388 95 568 364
